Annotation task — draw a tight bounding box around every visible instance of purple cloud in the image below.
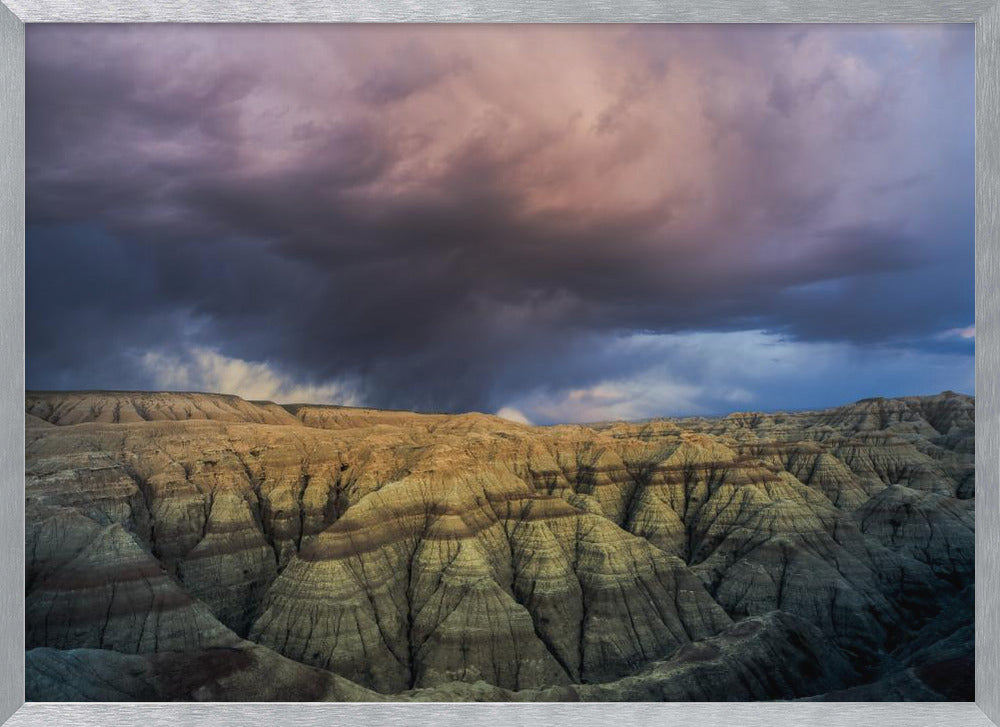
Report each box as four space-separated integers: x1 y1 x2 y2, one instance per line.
26 24 974 419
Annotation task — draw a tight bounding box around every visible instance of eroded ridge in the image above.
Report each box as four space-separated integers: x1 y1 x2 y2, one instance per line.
25 390 974 701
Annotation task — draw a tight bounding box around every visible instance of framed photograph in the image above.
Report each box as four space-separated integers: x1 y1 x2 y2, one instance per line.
1 2 998 726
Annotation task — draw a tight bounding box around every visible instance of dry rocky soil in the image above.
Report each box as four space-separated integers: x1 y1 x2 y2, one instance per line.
24 390 974 701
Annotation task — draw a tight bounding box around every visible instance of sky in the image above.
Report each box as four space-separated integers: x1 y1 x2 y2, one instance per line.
25 24 975 425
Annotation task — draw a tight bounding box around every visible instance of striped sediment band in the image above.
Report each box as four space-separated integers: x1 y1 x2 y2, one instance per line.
300 490 584 562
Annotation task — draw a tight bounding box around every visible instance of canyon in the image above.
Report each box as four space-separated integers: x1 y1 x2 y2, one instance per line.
24 390 974 701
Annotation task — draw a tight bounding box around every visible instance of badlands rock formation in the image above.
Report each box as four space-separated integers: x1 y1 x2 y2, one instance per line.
24 390 974 701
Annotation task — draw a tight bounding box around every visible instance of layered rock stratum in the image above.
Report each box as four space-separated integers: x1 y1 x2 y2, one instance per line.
24 390 974 701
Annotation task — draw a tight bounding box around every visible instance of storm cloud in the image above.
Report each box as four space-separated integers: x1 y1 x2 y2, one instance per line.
26 24 974 422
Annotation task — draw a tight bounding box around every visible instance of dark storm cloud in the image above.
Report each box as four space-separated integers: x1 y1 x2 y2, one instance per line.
26 24 974 418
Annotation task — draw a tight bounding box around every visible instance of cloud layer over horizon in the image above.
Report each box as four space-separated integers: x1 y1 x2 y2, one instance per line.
26 24 974 424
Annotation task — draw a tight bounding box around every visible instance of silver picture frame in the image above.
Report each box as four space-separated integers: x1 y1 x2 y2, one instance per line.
1 1 997 725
